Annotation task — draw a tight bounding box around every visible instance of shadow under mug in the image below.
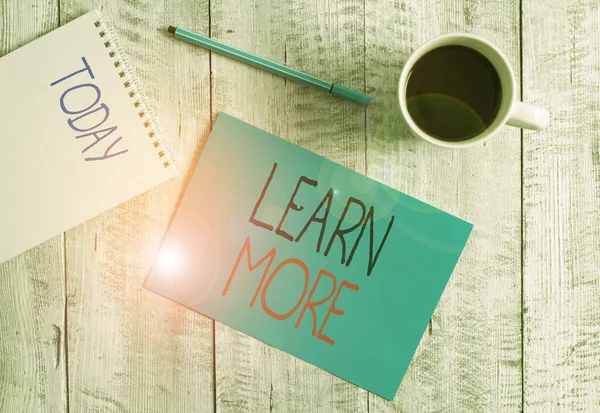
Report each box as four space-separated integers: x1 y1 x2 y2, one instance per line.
398 33 550 148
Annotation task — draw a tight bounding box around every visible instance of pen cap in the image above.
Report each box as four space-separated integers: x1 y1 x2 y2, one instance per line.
330 84 371 106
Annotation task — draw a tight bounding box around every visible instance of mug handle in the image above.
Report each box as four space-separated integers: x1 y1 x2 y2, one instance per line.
506 101 550 130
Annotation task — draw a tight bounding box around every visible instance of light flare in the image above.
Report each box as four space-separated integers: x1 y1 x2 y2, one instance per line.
154 246 183 274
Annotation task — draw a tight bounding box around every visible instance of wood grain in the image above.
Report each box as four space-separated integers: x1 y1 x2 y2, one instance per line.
522 0 600 411
3 0 600 410
210 0 368 411
364 0 523 411
58 1 214 412
0 1 67 412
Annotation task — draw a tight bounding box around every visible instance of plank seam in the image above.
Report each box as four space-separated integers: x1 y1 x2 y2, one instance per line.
363 0 368 177
62 231 70 413
519 0 525 411
59 0 68 395
208 0 216 412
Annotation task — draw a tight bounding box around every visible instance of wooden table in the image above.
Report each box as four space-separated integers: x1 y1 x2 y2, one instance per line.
2 0 599 411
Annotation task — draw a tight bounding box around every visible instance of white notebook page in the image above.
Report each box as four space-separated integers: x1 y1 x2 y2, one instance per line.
0 10 178 264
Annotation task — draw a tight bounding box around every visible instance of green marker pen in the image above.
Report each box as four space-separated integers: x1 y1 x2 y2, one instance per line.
167 26 371 107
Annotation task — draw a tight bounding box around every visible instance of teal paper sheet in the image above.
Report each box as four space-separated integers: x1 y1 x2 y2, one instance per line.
145 112 473 400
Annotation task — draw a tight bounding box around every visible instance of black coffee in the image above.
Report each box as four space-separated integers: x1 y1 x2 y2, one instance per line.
405 45 502 141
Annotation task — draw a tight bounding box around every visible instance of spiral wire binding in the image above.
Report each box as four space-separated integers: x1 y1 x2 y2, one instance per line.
95 16 176 169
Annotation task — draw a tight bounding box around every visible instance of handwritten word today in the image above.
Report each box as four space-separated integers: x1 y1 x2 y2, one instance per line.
221 162 396 346
50 56 128 161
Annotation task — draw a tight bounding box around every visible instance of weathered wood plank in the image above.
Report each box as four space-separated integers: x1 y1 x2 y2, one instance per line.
522 0 600 411
365 0 523 411
0 1 67 412
0 251 67 413
59 2 214 412
210 0 368 411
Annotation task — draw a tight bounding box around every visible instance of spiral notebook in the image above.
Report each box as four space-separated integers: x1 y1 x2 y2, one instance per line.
0 10 178 264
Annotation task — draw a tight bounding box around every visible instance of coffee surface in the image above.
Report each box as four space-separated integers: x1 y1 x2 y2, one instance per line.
405 45 502 141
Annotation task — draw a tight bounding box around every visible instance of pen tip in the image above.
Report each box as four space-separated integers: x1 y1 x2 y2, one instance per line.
168 26 176 34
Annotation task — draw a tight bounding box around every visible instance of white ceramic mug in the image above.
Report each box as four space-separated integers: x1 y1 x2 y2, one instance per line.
398 33 549 148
